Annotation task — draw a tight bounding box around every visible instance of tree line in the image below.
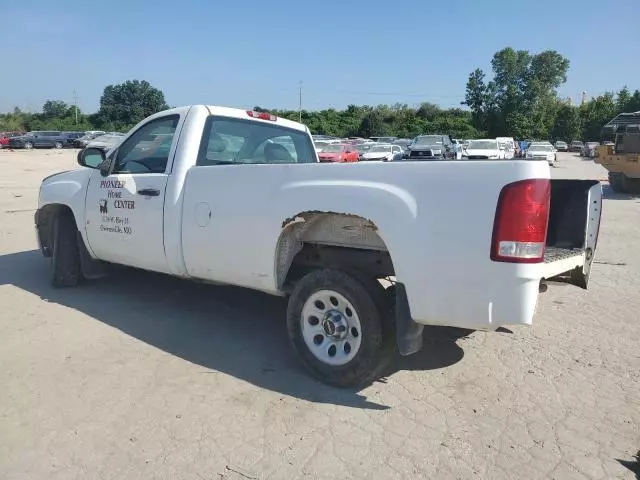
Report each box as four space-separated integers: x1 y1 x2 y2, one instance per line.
1 48 638 141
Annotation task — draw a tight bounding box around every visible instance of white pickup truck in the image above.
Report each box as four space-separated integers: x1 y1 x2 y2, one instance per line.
36 105 603 387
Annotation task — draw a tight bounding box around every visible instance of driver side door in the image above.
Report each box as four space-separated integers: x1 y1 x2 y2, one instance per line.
84 114 180 273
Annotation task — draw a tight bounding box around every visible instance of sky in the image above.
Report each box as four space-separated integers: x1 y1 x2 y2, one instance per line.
1 0 639 114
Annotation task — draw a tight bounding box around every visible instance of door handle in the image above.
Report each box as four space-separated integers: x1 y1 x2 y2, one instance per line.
137 188 160 197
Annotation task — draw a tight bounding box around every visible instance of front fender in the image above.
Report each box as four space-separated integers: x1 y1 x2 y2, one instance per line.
38 168 92 252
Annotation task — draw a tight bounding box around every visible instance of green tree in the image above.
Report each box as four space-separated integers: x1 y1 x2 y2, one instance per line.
96 80 169 130
464 47 570 138
358 109 385 137
552 104 581 142
616 86 631 112
42 100 69 118
462 69 488 131
580 93 617 141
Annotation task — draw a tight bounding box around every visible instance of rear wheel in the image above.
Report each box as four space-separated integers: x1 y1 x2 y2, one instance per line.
287 269 394 388
50 213 82 287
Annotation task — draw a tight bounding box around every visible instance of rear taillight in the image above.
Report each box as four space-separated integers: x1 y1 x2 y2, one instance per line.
491 179 550 263
246 110 277 121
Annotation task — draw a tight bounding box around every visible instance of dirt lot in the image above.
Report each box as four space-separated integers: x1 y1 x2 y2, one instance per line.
0 149 638 480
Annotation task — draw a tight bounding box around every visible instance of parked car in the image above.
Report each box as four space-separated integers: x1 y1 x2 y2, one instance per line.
404 134 454 160
36 105 603 387
314 141 330 153
72 131 107 148
354 143 375 159
0 131 24 148
462 139 502 159
526 143 557 166
451 139 464 159
569 140 584 152
391 138 412 154
63 132 86 147
8 131 69 149
359 144 404 162
496 137 516 159
85 133 125 152
369 136 397 144
581 142 599 158
554 140 568 152
317 143 359 162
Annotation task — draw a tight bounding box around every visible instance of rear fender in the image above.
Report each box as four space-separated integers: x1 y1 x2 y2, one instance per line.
275 179 419 289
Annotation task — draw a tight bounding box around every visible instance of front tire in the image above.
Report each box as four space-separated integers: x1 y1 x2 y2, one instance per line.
50 213 82 287
287 269 394 388
54 141 63 149
24 141 33 150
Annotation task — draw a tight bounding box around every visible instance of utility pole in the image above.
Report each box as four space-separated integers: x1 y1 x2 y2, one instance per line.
72 89 78 124
298 81 302 122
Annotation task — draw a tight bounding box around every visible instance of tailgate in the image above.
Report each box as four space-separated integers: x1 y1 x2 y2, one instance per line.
543 179 602 288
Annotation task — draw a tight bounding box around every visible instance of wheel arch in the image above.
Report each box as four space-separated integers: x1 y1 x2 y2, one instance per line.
36 203 78 257
274 211 397 289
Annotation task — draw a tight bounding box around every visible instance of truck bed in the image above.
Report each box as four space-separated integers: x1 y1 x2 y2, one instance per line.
541 179 600 283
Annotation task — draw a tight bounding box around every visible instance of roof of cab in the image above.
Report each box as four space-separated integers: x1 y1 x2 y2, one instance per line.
139 105 309 134
205 105 309 133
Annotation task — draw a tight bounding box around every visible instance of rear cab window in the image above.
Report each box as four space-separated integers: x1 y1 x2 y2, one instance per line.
196 116 316 166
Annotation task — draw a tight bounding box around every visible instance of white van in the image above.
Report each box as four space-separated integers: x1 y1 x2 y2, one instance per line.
496 137 516 159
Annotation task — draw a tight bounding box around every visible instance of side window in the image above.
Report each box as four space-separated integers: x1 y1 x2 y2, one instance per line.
114 115 179 174
197 116 316 166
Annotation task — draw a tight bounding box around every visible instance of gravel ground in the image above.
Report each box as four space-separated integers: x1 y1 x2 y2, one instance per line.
0 149 638 480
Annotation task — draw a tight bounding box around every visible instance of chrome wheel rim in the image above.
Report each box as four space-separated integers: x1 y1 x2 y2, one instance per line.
300 289 362 366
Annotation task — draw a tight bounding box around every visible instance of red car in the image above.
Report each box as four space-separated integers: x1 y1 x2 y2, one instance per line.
317 143 359 162
0 131 24 148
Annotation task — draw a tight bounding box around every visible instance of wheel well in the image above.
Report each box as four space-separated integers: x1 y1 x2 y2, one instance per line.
276 212 395 289
36 204 76 256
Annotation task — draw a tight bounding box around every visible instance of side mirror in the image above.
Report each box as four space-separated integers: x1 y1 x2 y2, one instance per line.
77 147 105 169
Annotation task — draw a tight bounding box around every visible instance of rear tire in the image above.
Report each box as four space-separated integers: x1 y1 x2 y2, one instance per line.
50 213 82 287
286 269 394 388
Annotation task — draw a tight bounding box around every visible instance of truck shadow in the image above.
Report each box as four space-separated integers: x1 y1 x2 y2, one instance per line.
0 250 466 410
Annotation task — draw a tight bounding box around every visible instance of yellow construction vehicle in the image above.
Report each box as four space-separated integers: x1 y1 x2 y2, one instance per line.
595 112 640 193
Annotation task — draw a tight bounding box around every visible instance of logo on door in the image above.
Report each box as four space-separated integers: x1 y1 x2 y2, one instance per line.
99 199 108 214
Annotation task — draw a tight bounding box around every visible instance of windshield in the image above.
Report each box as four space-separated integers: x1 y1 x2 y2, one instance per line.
556 141 567 145
467 140 497 150
322 144 345 153
414 136 443 146
355 144 372 153
529 145 554 152
370 145 392 153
